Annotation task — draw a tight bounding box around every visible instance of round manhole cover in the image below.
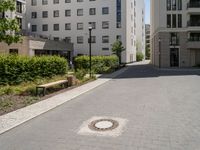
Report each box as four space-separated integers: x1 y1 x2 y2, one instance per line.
88 119 119 132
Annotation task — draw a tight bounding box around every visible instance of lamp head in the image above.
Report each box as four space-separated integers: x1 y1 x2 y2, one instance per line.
88 24 93 30
88 26 92 30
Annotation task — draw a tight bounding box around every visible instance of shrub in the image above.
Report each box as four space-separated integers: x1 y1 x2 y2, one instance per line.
136 52 144 62
74 55 119 74
0 55 68 85
75 69 87 80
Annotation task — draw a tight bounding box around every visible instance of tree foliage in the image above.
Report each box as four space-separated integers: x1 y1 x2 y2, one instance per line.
111 40 125 64
0 0 21 45
74 55 119 74
145 46 150 60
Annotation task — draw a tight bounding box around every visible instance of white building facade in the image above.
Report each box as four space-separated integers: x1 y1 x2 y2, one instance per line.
26 0 145 63
151 0 200 68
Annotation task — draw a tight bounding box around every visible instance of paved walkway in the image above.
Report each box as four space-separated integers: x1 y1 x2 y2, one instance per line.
1 62 200 150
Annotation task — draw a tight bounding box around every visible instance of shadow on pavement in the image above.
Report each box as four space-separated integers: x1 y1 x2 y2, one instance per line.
100 63 200 79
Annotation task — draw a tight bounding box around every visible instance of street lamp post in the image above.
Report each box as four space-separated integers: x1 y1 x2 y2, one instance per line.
88 26 92 78
158 38 161 68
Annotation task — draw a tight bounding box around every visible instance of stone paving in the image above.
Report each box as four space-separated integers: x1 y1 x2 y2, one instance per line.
1 62 200 150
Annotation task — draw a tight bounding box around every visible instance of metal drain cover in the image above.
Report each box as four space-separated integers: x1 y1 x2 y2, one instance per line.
88 119 119 131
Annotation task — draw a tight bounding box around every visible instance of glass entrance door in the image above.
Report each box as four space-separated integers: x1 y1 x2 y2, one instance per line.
170 48 179 67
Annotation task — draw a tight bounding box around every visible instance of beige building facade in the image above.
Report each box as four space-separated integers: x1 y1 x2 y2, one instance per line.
0 36 74 61
151 0 200 68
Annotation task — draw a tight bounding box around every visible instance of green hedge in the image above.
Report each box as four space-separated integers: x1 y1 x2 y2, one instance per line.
0 55 68 85
74 55 119 73
136 52 144 62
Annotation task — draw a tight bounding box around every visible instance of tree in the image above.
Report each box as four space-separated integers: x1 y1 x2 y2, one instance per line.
0 0 21 45
111 40 125 64
145 46 150 60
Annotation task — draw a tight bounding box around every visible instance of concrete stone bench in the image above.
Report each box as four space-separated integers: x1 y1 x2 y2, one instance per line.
36 80 68 96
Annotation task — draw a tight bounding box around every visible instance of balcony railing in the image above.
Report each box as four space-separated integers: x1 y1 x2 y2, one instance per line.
188 37 200 41
187 2 200 8
187 21 200 27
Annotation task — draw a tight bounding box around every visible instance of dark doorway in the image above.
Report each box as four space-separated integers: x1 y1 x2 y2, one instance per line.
170 48 179 67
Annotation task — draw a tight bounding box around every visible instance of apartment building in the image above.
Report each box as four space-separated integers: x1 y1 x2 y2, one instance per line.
136 0 146 57
0 0 73 59
151 0 200 68
26 0 145 63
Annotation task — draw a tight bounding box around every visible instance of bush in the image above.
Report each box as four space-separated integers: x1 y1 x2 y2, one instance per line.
74 55 119 74
0 55 68 85
136 52 144 62
75 69 87 80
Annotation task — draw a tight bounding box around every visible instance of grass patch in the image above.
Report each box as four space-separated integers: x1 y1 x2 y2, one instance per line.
0 74 69 96
0 72 98 115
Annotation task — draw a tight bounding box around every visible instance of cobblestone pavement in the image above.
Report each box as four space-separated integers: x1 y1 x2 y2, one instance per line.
1 63 200 150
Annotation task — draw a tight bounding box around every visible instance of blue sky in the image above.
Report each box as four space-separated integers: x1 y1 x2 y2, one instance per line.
145 0 150 24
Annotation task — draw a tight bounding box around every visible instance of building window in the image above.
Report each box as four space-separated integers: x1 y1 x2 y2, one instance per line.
178 14 182 28
167 14 171 28
102 36 109 43
54 10 59 17
77 0 83 2
54 37 59 41
65 23 71 30
0 12 5 18
65 37 71 43
53 0 59 4
89 8 96 15
31 25 37 32
172 0 176 10
31 12 37 18
177 0 182 10
65 10 71 17
9 49 18 54
54 24 59 31
42 0 48 5
116 0 122 28
77 9 83 16
170 33 179 45
102 48 109 51
102 7 109 15
102 21 109 29
77 36 83 44
167 0 171 10
31 0 37 6
77 23 84 30
172 14 176 28
42 24 48 31
42 11 48 18
16 1 23 13
88 22 96 29
116 35 122 41
65 0 71 3
91 36 96 43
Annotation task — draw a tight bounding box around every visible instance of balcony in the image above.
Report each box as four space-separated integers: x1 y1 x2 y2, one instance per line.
187 21 200 27
187 41 200 49
187 1 200 13
187 33 200 49
187 1 200 8
187 15 200 30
